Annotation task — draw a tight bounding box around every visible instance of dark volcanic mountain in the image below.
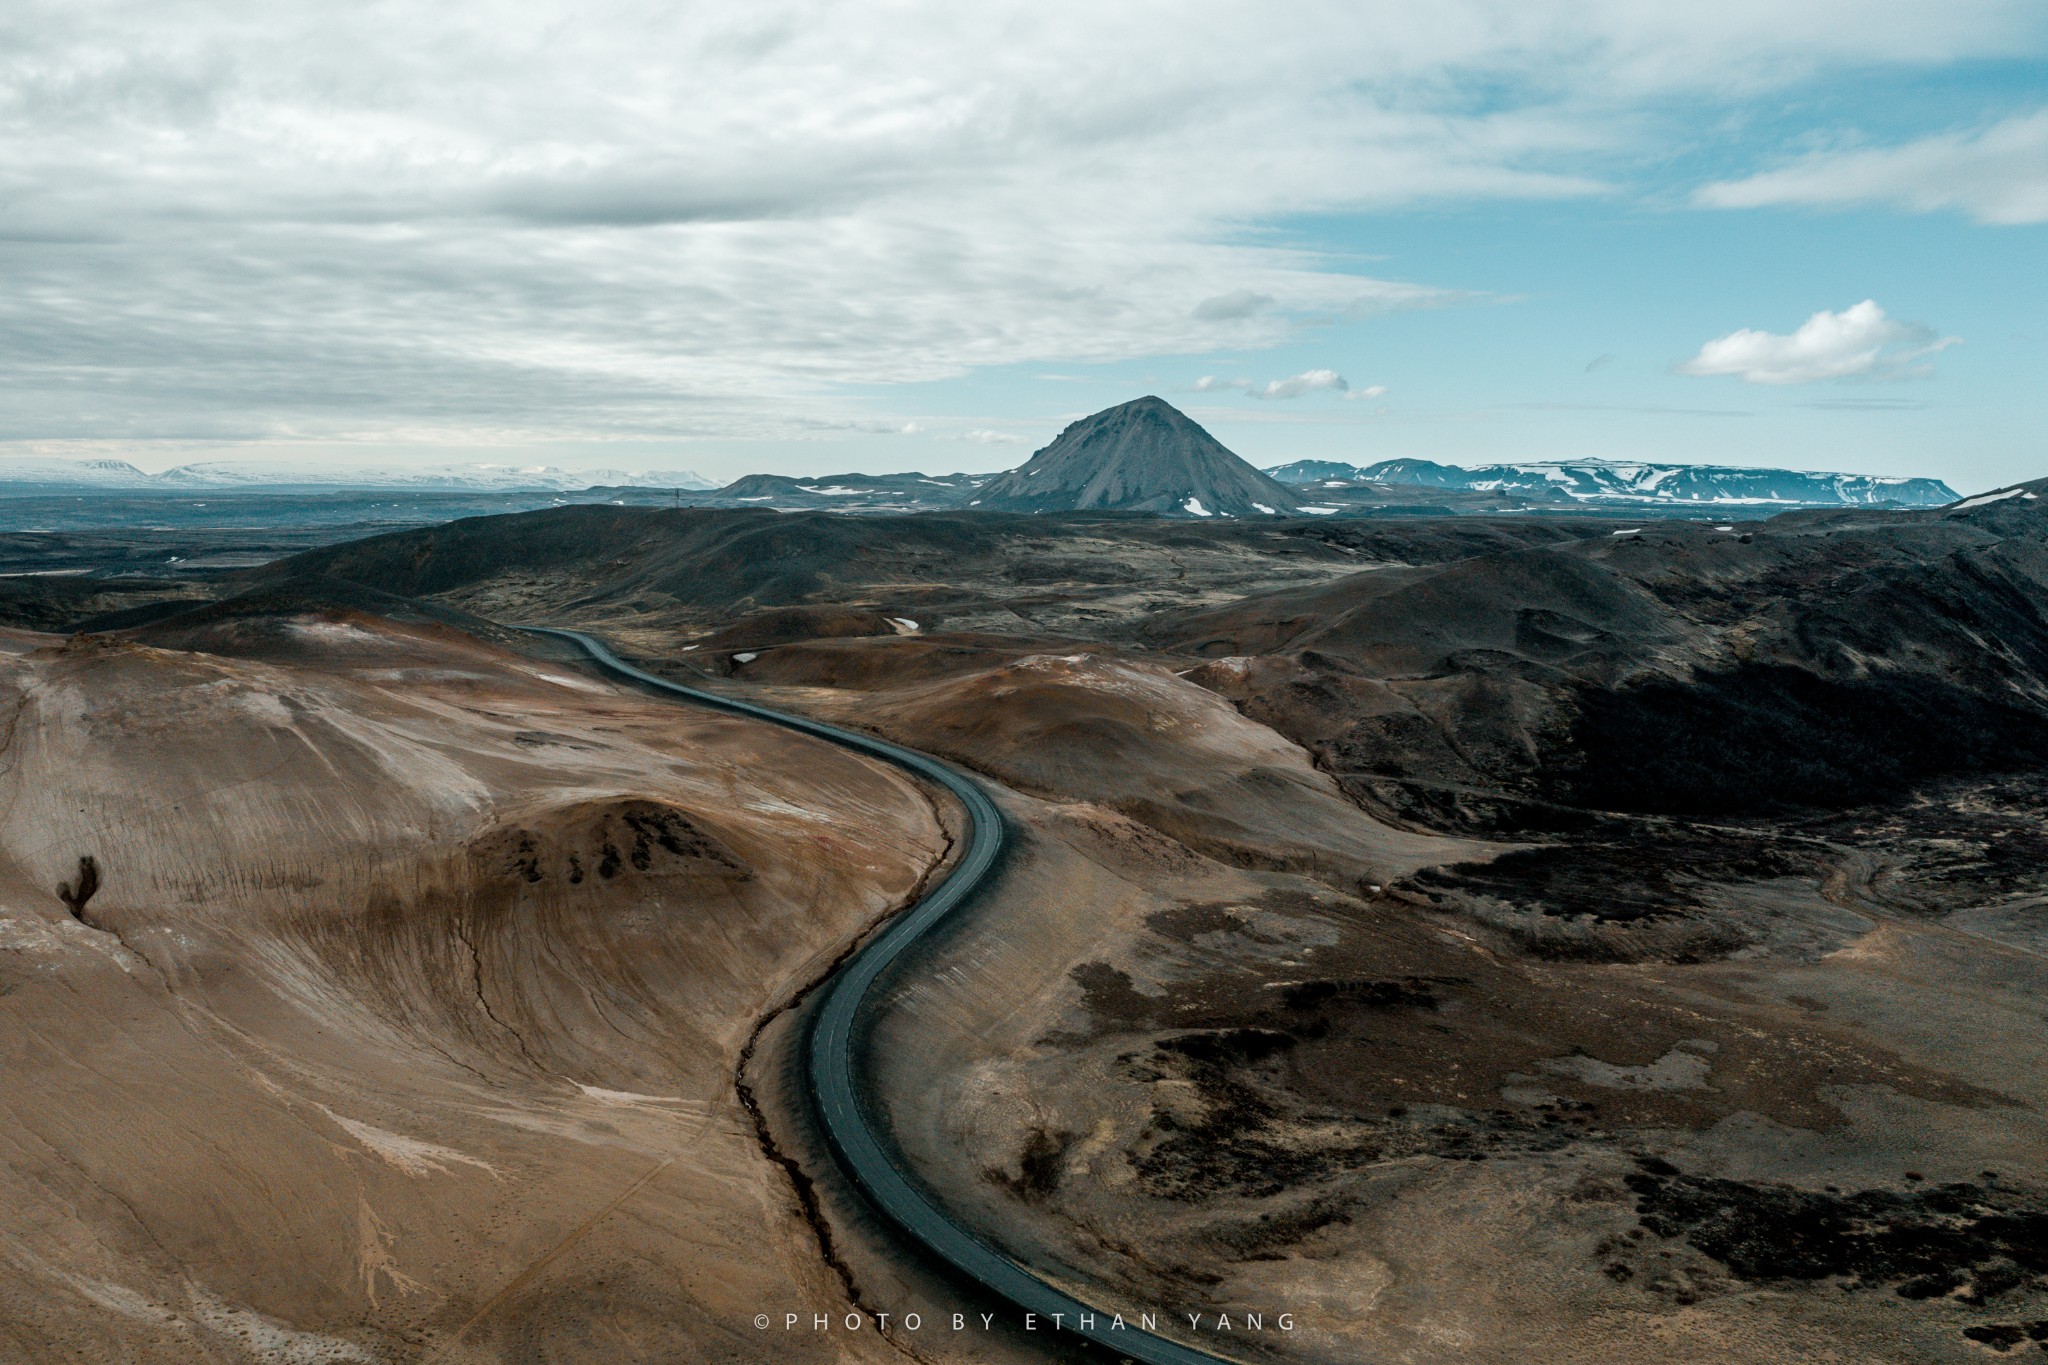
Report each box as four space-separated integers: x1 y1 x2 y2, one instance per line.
974 396 1298 517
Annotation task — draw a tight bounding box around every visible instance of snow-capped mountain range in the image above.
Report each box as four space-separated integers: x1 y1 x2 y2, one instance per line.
0 456 717 492
3 445 1960 514
1265 457 1957 508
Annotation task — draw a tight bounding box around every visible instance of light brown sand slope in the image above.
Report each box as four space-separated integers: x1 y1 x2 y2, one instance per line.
767 650 1478 889
0 615 946 1363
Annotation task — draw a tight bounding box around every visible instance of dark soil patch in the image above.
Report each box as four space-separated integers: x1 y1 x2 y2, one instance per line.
477 799 748 889
983 1126 1074 1202
1964 1321 2048 1353
1799 772 2048 913
1410 830 1813 924
1068 883 1987 1154
1625 1159 2048 1301
1275 977 1449 1012
1124 1024 1593 1202
56 855 101 922
1127 1030 1376 1201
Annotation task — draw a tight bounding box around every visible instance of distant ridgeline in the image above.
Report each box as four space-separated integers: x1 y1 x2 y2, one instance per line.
0 455 718 492
0 397 1961 518
1265 457 1958 509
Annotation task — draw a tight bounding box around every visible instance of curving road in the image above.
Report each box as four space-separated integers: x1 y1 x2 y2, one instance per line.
531 628 1234 1365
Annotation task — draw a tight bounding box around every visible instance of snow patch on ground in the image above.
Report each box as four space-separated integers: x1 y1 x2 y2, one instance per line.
1252 502 1277 515
887 617 920 634
1183 496 1212 517
731 652 757 664
1954 487 2030 509
1298 505 1341 515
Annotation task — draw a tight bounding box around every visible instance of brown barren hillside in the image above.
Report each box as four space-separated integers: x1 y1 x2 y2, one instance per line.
0 613 949 1363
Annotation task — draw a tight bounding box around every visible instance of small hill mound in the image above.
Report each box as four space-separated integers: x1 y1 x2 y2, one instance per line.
253 505 1016 614
974 397 1297 517
1265 459 1367 485
87 574 516 655
99 573 481 628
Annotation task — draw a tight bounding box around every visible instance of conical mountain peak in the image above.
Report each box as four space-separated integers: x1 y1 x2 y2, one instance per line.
975 397 1297 518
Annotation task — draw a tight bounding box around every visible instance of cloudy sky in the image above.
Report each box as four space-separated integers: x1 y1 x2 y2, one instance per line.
4 1 2045 489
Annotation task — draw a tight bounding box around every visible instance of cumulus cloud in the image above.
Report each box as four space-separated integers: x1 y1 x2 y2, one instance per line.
1677 301 1960 384
0 0 2035 452
1696 109 2048 224
961 429 1023 443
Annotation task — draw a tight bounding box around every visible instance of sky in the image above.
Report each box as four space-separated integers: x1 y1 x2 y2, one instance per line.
2 1 2045 492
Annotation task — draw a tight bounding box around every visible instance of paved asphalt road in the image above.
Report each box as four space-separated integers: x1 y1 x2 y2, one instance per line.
533 628 1236 1365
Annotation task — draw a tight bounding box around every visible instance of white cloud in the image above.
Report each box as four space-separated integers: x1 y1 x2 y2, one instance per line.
1696 109 2048 224
0 1 2036 451
960 428 1023 443
1257 369 1351 399
1342 384 1390 401
1677 300 1960 385
1195 370 1378 399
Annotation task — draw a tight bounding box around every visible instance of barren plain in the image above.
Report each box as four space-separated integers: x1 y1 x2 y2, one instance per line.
4 496 2047 1363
